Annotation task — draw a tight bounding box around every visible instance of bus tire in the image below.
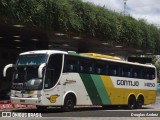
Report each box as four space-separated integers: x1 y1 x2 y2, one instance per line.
128 95 136 109
136 95 144 109
62 94 76 112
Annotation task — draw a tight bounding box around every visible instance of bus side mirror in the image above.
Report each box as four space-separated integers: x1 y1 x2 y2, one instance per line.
3 64 15 77
38 63 46 78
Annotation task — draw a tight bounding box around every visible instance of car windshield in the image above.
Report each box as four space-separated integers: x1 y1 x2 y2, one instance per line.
17 54 48 66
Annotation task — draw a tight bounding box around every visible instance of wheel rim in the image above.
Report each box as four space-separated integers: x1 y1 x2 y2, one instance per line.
129 102 134 109
128 96 135 109
63 95 76 112
137 98 143 108
64 99 74 111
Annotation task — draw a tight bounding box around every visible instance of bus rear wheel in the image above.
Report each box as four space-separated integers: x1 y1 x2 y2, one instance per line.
136 96 144 109
128 95 136 109
62 95 76 112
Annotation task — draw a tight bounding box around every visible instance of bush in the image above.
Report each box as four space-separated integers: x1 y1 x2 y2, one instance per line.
0 0 160 53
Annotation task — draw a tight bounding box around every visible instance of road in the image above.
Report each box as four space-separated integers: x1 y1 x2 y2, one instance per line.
0 92 160 120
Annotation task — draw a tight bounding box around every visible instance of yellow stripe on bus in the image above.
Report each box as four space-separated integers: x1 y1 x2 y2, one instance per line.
100 75 157 105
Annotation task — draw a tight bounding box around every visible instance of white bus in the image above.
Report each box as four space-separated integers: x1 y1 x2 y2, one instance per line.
3 50 157 111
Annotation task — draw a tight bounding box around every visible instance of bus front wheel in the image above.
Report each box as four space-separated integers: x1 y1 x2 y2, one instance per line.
62 94 76 112
128 95 136 109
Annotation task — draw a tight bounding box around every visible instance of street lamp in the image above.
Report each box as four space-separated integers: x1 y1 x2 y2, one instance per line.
123 0 127 16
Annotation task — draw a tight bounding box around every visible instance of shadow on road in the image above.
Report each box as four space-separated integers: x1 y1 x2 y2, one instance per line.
11 105 154 113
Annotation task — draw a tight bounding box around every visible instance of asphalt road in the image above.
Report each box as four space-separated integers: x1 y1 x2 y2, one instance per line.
0 91 160 120
5 96 160 117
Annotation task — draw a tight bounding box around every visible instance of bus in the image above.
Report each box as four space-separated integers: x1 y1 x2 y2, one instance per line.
3 50 157 111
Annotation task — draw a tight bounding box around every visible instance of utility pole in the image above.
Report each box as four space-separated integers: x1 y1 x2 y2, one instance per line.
123 0 127 16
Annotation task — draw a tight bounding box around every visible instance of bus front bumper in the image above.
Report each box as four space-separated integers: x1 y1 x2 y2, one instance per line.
11 97 42 105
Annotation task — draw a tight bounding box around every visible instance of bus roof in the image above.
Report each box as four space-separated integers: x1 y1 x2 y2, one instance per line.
81 53 155 68
20 50 68 55
81 53 121 60
19 50 155 68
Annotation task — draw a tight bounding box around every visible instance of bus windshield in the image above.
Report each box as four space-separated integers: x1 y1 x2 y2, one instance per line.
17 54 48 66
12 54 48 90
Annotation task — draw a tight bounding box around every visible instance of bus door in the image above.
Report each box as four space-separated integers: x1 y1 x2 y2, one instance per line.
43 54 63 104
62 55 79 94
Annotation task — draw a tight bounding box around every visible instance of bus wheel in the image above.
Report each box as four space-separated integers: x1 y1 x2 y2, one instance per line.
136 96 144 109
128 95 136 109
62 95 76 112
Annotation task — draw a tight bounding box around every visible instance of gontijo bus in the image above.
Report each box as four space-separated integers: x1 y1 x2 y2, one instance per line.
3 50 157 111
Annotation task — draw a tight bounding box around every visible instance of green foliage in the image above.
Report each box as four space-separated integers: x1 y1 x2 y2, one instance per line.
0 0 160 53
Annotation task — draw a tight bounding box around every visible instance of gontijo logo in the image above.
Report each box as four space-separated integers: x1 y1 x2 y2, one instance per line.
117 80 139 86
50 95 59 103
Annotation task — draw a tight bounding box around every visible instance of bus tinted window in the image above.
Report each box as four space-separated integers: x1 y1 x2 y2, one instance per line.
94 61 106 75
142 67 155 80
122 65 132 77
79 59 93 73
131 66 142 79
64 55 78 72
18 54 48 66
44 54 63 89
108 63 119 76
63 55 156 80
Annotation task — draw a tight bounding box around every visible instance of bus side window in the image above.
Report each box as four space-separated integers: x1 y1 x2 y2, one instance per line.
64 55 78 73
122 65 131 78
94 61 106 75
143 68 150 80
97 68 101 74
109 68 117 76
108 64 119 76
133 72 137 78
113 69 117 76
151 74 155 79
148 68 155 80
68 64 74 72
79 59 93 73
80 65 83 72
132 67 142 79
89 67 93 73
150 68 155 80
127 72 131 77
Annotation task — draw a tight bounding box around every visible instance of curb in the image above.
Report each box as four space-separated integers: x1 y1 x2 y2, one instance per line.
0 100 10 104
0 100 36 110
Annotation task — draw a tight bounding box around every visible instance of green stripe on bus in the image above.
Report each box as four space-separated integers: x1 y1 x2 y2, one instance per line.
79 73 103 105
91 75 111 105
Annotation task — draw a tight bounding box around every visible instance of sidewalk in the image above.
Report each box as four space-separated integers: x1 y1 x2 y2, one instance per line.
0 100 36 110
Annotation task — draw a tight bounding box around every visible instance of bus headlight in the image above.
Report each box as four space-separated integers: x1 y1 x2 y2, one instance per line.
11 93 15 97
32 94 42 98
11 91 15 97
28 91 34 94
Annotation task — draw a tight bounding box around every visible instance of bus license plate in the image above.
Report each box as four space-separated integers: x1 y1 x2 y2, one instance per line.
20 100 25 102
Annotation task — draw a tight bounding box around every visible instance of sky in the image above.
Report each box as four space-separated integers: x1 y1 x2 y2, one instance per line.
83 0 160 27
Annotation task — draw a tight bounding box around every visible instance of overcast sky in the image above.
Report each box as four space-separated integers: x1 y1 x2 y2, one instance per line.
83 0 160 27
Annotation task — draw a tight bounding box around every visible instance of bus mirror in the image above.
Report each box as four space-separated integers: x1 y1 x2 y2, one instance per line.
38 63 46 78
3 64 15 77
